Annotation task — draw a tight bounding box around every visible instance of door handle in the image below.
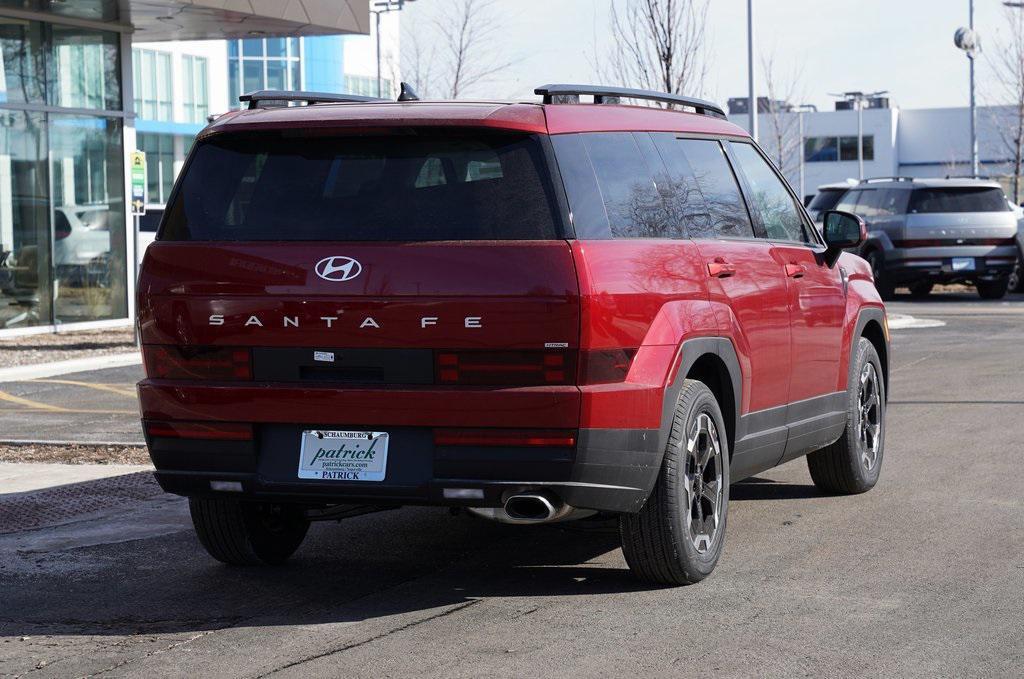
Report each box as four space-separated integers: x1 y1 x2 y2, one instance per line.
785 263 806 279
707 259 736 278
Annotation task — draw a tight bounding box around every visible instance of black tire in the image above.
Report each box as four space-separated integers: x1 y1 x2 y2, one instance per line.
807 338 885 494
620 379 730 586
865 250 895 300
189 498 310 566
1009 259 1023 292
908 281 933 298
976 278 1009 300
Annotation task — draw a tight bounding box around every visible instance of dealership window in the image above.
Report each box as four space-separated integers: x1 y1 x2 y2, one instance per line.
182 54 209 124
344 74 393 99
137 133 175 205
804 135 874 163
228 38 301 108
132 48 172 121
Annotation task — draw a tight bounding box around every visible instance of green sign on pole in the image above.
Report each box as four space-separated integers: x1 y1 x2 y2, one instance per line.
130 150 146 216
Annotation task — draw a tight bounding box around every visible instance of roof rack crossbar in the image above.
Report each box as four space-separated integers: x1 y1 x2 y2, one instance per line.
239 89 386 110
534 84 726 118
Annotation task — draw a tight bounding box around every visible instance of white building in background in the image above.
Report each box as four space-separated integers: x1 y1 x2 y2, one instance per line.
729 101 1024 203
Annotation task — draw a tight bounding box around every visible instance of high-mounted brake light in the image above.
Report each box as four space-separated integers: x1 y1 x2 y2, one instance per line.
434 428 576 447
435 350 574 386
144 346 251 380
145 421 253 441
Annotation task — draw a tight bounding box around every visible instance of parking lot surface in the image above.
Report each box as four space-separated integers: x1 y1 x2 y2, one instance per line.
1 293 1022 678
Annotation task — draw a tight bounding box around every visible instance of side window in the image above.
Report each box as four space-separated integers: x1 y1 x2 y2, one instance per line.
856 189 880 217
835 189 861 213
728 142 808 242
675 138 754 239
580 132 663 238
550 134 611 238
650 133 711 238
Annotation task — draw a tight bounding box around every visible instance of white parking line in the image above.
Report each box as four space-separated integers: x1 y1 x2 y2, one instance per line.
0 352 141 383
888 313 946 330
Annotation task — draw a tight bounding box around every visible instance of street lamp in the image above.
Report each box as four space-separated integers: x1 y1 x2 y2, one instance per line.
955 1 981 177
794 104 817 200
370 0 416 98
746 0 757 141
830 91 888 180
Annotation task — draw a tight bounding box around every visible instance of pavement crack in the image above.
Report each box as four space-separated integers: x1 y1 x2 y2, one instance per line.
252 599 483 678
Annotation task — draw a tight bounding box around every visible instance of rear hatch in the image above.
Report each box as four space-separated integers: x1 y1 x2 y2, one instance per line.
138 128 580 388
903 186 1019 243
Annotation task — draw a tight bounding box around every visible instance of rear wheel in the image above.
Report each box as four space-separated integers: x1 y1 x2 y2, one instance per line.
620 379 729 585
908 281 933 298
807 338 885 494
189 498 310 566
1009 259 1023 292
866 250 895 300
977 278 1009 300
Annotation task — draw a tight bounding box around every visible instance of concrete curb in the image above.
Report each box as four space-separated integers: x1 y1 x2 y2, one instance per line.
0 352 142 383
0 439 146 447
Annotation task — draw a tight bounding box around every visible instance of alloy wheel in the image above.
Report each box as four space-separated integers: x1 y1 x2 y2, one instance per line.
857 362 882 471
683 412 724 554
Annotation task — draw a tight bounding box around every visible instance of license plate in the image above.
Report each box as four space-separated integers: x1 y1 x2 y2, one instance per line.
298 430 389 481
952 257 975 272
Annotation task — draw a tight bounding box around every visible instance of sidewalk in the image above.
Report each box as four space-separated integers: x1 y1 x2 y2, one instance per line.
0 326 137 369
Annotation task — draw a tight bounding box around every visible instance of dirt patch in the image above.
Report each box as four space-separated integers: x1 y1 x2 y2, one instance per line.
0 443 150 465
0 328 136 369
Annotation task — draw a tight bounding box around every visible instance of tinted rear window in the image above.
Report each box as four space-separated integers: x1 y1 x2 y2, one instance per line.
908 187 1009 214
161 132 563 241
808 188 846 212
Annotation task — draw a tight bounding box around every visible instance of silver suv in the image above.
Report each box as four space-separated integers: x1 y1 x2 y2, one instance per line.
836 177 1019 299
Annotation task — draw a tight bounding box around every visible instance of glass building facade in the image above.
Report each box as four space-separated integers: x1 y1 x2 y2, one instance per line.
0 12 127 330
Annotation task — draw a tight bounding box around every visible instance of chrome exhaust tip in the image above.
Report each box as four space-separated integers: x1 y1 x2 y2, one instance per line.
504 494 559 522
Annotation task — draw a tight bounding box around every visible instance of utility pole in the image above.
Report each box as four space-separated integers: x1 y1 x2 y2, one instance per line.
370 0 417 98
747 0 757 140
955 5 982 177
795 104 817 200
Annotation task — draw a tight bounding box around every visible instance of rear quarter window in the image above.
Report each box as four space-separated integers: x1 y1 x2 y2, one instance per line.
161 132 564 241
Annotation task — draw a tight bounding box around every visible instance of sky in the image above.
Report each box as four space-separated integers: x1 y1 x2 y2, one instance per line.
400 0 1021 111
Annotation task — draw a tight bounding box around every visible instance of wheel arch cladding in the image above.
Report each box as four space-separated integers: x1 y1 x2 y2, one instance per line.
662 338 742 461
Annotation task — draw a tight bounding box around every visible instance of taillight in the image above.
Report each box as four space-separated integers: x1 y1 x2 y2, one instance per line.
145 420 253 441
143 345 251 380
435 350 574 386
578 348 637 384
434 428 576 447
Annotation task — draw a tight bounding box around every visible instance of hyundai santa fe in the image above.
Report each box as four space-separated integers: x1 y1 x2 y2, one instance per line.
137 84 889 585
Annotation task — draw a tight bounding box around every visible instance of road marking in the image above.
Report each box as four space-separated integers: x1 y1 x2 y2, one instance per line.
888 313 946 330
0 408 137 415
0 389 67 412
0 352 141 383
31 379 137 398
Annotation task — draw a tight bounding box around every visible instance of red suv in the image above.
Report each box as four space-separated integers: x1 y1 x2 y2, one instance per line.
137 84 889 585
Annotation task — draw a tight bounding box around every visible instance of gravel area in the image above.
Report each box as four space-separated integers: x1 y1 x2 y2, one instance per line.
0 327 136 368
0 443 150 465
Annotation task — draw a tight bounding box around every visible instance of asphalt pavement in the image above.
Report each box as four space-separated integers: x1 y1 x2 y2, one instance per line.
1 292 1022 678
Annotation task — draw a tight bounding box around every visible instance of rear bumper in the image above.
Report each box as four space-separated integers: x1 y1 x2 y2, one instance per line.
147 426 658 514
882 246 1017 284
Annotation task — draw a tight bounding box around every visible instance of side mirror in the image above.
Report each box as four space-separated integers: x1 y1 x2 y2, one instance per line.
822 210 866 267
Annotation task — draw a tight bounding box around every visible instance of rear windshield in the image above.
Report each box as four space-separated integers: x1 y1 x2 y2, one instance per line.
908 187 1009 213
807 188 847 212
160 132 563 241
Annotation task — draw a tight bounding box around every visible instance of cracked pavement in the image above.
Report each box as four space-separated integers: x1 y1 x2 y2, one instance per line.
1 294 1023 678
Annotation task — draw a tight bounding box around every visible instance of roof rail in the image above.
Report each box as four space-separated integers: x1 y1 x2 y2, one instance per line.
534 84 726 118
944 174 996 180
858 176 915 184
239 89 385 110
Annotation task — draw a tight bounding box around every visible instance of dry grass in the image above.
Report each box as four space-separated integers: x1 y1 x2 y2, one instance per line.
0 443 151 465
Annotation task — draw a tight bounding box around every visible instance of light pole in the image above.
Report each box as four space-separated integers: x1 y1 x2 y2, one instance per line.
830 91 888 180
746 0 757 140
794 104 817 200
370 0 416 98
955 3 981 177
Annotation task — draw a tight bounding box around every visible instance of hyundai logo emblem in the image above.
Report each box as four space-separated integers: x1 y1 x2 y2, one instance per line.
314 256 362 282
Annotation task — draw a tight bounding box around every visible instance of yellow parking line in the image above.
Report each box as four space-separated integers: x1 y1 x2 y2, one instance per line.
32 379 137 398
0 389 68 412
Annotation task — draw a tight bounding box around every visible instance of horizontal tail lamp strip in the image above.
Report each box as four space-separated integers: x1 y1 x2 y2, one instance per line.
144 346 252 381
435 350 574 386
145 421 253 441
893 238 1016 248
434 428 577 447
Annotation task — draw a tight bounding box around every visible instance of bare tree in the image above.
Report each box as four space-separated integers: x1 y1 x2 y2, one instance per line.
402 0 516 99
988 6 1024 202
599 0 709 102
759 51 805 184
